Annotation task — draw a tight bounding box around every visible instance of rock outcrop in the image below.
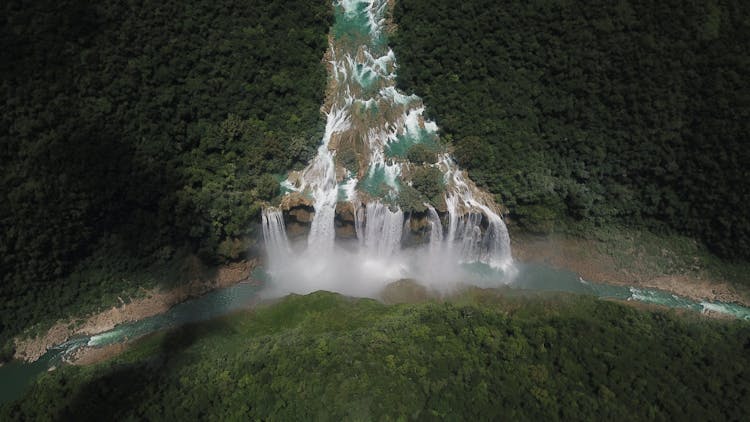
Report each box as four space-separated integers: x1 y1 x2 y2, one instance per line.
334 201 358 239
281 193 315 239
14 258 258 363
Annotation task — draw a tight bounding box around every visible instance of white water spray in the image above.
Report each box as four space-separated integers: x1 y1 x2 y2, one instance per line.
303 106 351 251
261 0 515 297
363 202 403 257
262 208 291 267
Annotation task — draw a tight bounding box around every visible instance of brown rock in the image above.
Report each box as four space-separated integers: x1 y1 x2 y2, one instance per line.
282 192 315 224
335 201 356 224
287 222 310 239
409 214 430 233
289 207 314 223
280 192 313 210
14 258 259 363
335 224 357 239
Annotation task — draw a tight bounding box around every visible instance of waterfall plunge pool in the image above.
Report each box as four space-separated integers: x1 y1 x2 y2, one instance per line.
1 263 748 406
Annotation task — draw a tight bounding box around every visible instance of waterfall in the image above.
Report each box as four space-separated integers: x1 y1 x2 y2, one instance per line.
441 154 513 270
354 201 366 246
477 205 513 269
260 0 515 297
363 202 403 257
427 205 443 255
262 208 291 267
304 107 350 252
427 206 443 242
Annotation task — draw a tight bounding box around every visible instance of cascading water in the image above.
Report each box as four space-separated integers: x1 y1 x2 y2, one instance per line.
302 106 351 251
363 202 403 257
440 154 513 269
427 205 443 242
261 0 515 297
261 208 290 267
7 0 750 404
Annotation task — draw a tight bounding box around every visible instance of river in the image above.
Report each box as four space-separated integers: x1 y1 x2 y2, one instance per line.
4 0 750 407
2 263 748 406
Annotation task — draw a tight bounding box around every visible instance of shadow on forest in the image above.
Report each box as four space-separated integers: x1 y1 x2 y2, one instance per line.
0 0 102 71
1 0 209 332
55 318 230 421
1 0 332 358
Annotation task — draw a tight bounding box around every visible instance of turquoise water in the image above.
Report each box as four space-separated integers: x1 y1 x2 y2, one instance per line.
0 281 262 406
492 263 750 320
332 2 385 50
1 263 748 406
385 130 439 158
358 165 396 196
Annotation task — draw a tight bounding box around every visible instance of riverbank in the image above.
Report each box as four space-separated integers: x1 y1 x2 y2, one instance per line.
15 228 750 365
511 229 750 308
5 290 748 420
13 258 258 363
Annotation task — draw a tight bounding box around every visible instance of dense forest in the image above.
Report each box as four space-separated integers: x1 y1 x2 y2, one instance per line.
392 0 750 259
0 0 331 358
3 290 749 419
2 3 749 414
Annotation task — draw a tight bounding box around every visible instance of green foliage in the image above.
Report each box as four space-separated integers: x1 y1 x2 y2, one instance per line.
515 204 563 235
217 238 248 262
3 291 749 419
405 143 438 164
453 136 494 170
0 342 14 364
565 224 750 291
256 174 281 201
336 147 360 174
0 0 331 355
395 184 428 214
396 165 445 213
410 166 444 204
392 0 750 258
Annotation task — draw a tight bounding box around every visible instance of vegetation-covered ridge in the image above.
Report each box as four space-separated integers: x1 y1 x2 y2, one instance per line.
0 0 332 360
392 0 750 259
512 225 750 306
3 290 749 419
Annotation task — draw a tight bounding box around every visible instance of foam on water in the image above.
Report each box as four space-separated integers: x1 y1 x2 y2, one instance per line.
262 0 516 297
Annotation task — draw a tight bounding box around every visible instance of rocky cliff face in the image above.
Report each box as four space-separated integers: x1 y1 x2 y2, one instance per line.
280 193 315 240
278 192 502 250
260 1 514 298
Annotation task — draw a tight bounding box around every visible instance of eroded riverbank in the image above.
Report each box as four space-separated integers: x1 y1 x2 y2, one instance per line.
13 259 258 363
13 230 750 367
511 232 750 308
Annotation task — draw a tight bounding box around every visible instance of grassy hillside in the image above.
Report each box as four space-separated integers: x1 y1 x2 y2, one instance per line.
392 0 750 259
3 291 749 419
0 0 331 359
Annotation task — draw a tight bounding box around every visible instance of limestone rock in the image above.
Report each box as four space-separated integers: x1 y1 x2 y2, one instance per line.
287 222 310 239
409 213 430 233
335 224 356 239
280 192 313 210
289 207 314 223
282 192 315 224
335 201 356 224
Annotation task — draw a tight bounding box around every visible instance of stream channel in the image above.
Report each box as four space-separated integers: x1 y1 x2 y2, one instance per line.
2 263 749 406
